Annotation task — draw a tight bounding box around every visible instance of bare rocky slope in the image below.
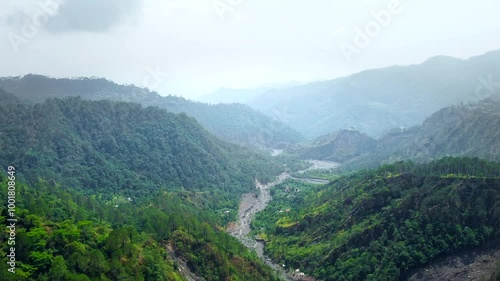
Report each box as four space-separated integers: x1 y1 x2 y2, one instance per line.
407 239 500 281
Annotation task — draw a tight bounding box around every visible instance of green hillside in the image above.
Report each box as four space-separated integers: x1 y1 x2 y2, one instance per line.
0 95 283 213
289 129 376 163
253 157 500 281
0 174 280 281
0 75 303 149
292 99 500 172
0 93 285 280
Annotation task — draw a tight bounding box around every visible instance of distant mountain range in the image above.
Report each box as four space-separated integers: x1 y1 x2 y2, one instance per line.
224 50 500 139
369 98 500 164
293 99 500 169
2 52 499 281
0 75 303 149
197 81 309 104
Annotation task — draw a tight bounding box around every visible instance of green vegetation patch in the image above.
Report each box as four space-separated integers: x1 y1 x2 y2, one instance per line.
254 157 500 281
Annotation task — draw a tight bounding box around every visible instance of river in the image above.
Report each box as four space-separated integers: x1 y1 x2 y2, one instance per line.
227 160 338 280
228 173 300 280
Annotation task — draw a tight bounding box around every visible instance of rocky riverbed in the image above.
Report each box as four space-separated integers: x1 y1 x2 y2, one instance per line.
227 172 318 281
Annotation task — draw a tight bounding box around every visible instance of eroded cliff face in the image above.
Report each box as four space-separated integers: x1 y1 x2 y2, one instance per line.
407 239 500 281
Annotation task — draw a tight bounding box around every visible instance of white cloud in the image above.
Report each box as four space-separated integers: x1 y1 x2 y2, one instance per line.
0 0 499 99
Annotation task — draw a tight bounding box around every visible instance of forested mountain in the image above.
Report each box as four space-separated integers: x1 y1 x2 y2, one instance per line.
370 99 500 163
289 129 376 163
292 99 500 170
0 94 286 280
0 75 303 149
0 173 280 281
0 89 28 105
247 50 500 138
0 96 283 210
253 158 500 281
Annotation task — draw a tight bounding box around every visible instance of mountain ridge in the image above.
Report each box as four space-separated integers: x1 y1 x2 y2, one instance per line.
253 158 500 281
291 98 500 170
246 50 500 138
0 74 303 149
0 95 283 204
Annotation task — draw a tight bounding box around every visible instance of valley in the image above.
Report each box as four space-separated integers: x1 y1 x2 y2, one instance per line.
228 173 293 280
1 49 500 280
251 158 500 280
228 161 336 281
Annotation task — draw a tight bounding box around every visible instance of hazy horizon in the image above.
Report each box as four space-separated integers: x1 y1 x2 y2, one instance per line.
1 0 499 99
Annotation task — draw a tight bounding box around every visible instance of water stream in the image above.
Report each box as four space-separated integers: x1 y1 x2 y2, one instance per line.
227 159 340 280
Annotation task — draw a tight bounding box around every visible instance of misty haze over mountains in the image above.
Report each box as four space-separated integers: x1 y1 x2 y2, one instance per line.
0 74 304 149
202 50 500 139
4 49 497 147
2 1 499 97
1 49 499 167
0 51 500 281
1 1 500 280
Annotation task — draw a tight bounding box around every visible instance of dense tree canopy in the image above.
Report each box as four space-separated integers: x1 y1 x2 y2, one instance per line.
0 96 283 206
0 175 280 281
0 75 303 149
253 157 500 280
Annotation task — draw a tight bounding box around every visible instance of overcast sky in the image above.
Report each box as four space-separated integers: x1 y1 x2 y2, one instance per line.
0 0 499 99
